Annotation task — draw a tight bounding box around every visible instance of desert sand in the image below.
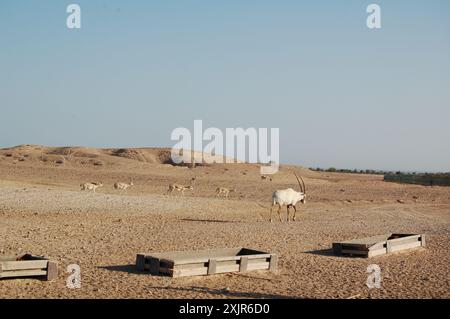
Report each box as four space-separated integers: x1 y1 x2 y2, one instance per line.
0 145 449 299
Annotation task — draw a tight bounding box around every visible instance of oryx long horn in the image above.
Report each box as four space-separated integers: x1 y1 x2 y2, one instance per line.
294 172 304 193
299 175 306 194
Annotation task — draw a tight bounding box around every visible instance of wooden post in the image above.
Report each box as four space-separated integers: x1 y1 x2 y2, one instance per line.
46 261 58 281
136 254 146 271
208 259 217 275
386 241 392 253
269 254 278 272
239 257 248 272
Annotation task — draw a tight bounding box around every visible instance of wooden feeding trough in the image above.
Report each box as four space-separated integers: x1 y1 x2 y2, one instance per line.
332 233 425 258
0 254 58 280
136 247 278 278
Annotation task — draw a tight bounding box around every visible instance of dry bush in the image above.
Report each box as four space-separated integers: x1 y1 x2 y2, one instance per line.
93 160 104 166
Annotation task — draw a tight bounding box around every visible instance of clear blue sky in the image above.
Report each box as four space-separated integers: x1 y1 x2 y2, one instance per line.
1 1 449 172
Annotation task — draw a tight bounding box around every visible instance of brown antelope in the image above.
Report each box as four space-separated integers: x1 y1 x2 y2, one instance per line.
114 181 134 191
167 183 194 196
215 187 236 199
80 182 103 193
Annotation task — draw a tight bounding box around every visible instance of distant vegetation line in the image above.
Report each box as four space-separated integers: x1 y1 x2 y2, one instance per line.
310 167 450 187
310 167 449 176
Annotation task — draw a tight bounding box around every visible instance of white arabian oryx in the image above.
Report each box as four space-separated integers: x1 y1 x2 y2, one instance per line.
269 173 306 222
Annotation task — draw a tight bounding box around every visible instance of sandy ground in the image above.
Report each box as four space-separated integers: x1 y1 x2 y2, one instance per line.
0 146 449 299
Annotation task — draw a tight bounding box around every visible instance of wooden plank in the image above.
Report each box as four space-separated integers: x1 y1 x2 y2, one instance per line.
248 262 270 271
141 248 271 266
139 247 275 277
1 260 48 271
389 241 421 252
216 264 239 273
46 261 58 281
0 269 47 279
388 235 420 245
340 244 369 251
174 262 270 278
171 257 267 271
332 243 342 255
341 249 369 256
170 253 271 266
135 254 146 271
149 258 160 275
367 248 387 258
368 241 387 251
335 233 425 258
173 268 208 278
339 234 391 246
173 262 207 270
248 257 268 265
159 259 175 269
148 247 242 261
269 254 278 271
158 266 174 276
170 262 272 278
239 257 248 272
207 259 217 275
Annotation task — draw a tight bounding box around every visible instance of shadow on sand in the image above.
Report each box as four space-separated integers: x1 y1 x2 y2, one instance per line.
149 285 297 299
303 248 336 257
180 218 238 224
304 248 365 259
98 264 144 275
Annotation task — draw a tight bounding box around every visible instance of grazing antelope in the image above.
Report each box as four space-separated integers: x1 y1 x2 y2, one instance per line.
80 182 103 193
167 183 194 196
114 181 134 191
269 173 306 222
215 187 236 199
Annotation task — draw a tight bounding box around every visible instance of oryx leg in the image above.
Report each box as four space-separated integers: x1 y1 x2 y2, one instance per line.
277 204 283 222
293 205 297 221
286 205 291 222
